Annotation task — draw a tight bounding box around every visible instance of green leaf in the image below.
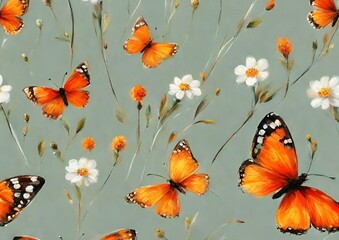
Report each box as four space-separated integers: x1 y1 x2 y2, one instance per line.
55 35 70 43
103 12 110 33
247 18 262 28
194 96 208 120
64 189 73 206
37 140 45 158
76 117 86 134
159 93 168 119
60 117 70 135
145 104 151 128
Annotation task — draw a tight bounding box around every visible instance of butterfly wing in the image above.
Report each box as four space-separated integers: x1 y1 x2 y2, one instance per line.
13 236 39 240
0 0 29 35
123 16 152 54
239 112 298 197
276 186 339 234
170 139 209 195
125 183 171 209
64 61 90 108
100 229 137 240
0 176 44 226
308 0 339 28
142 42 179 68
155 187 180 218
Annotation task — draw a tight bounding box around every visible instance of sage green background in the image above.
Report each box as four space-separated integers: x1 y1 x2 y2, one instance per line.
0 0 339 239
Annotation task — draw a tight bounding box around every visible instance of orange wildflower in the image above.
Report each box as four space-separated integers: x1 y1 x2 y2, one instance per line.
266 0 275 11
130 85 147 102
277 37 293 59
82 137 96 151
111 135 127 152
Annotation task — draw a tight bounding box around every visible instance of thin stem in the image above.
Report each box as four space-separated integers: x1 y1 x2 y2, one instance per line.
82 157 118 220
67 0 74 68
212 108 255 164
0 104 29 166
93 11 119 103
137 108 140 145
283 59 291 98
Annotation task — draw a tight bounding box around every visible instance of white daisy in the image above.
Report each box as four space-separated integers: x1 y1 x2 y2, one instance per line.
307 76 339 109
82 0 99 4
0 75 12 104
168 74 201 100
65 157 98 187
234 56 269 87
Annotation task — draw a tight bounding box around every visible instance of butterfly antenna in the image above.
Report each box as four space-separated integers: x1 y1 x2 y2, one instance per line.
308 173 335 180
147 173 167 180
48 78 60 89
61 71 68 86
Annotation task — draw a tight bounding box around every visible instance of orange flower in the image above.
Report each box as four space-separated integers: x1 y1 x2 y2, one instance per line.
111 135 127 152
82 137 96 151
277 37 293 59
266 0 275 11
130 85 147 102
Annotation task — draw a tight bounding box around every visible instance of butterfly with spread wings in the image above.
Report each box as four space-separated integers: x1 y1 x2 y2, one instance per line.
0 175 44 226
239 112 339 234
0 0 29 35
308 0 339 28
14 228 137 240
23 61 90 120
125 139 209 218
123 16 179 68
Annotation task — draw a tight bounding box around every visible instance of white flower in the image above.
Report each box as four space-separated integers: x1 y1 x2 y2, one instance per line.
82 0 99 4
0 75 12 104
65 157 98 187
234 56 269 87
306 76 339 109
168 74 201 100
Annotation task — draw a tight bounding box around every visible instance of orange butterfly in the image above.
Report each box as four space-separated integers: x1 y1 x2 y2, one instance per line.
123 16 179 68
239 112 339 234
23 61 90 119
0 0 29 35
125 139 209 218
0 175 44 226
14 229 136 240
100 228 137 240
308 0 339 28
13 236 39 240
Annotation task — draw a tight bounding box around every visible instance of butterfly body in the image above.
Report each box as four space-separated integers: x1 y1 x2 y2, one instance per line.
125 139 209 218
23 61 90 119
0 0 29 35
308 0 339 28
124 16 179 68
239 112 339 234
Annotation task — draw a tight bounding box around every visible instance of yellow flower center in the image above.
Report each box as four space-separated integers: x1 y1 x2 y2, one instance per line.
245 68 259 78
318 88 331 98
179 83 189 91
77 168 89 176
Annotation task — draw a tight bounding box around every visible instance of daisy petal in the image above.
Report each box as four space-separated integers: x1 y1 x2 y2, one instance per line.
191 87 201 96
257 58 268 71
236 75 247 84
329 76 339 88
246 56 256 68
182 74 193 83
310 98 322 108
320 76 330 87
174 77 182 85
234 65 247 75
257 71 269 81
321 98 330 109
186 90 193 99
175 90 185 100
190 80 200 88
246 77 257 86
